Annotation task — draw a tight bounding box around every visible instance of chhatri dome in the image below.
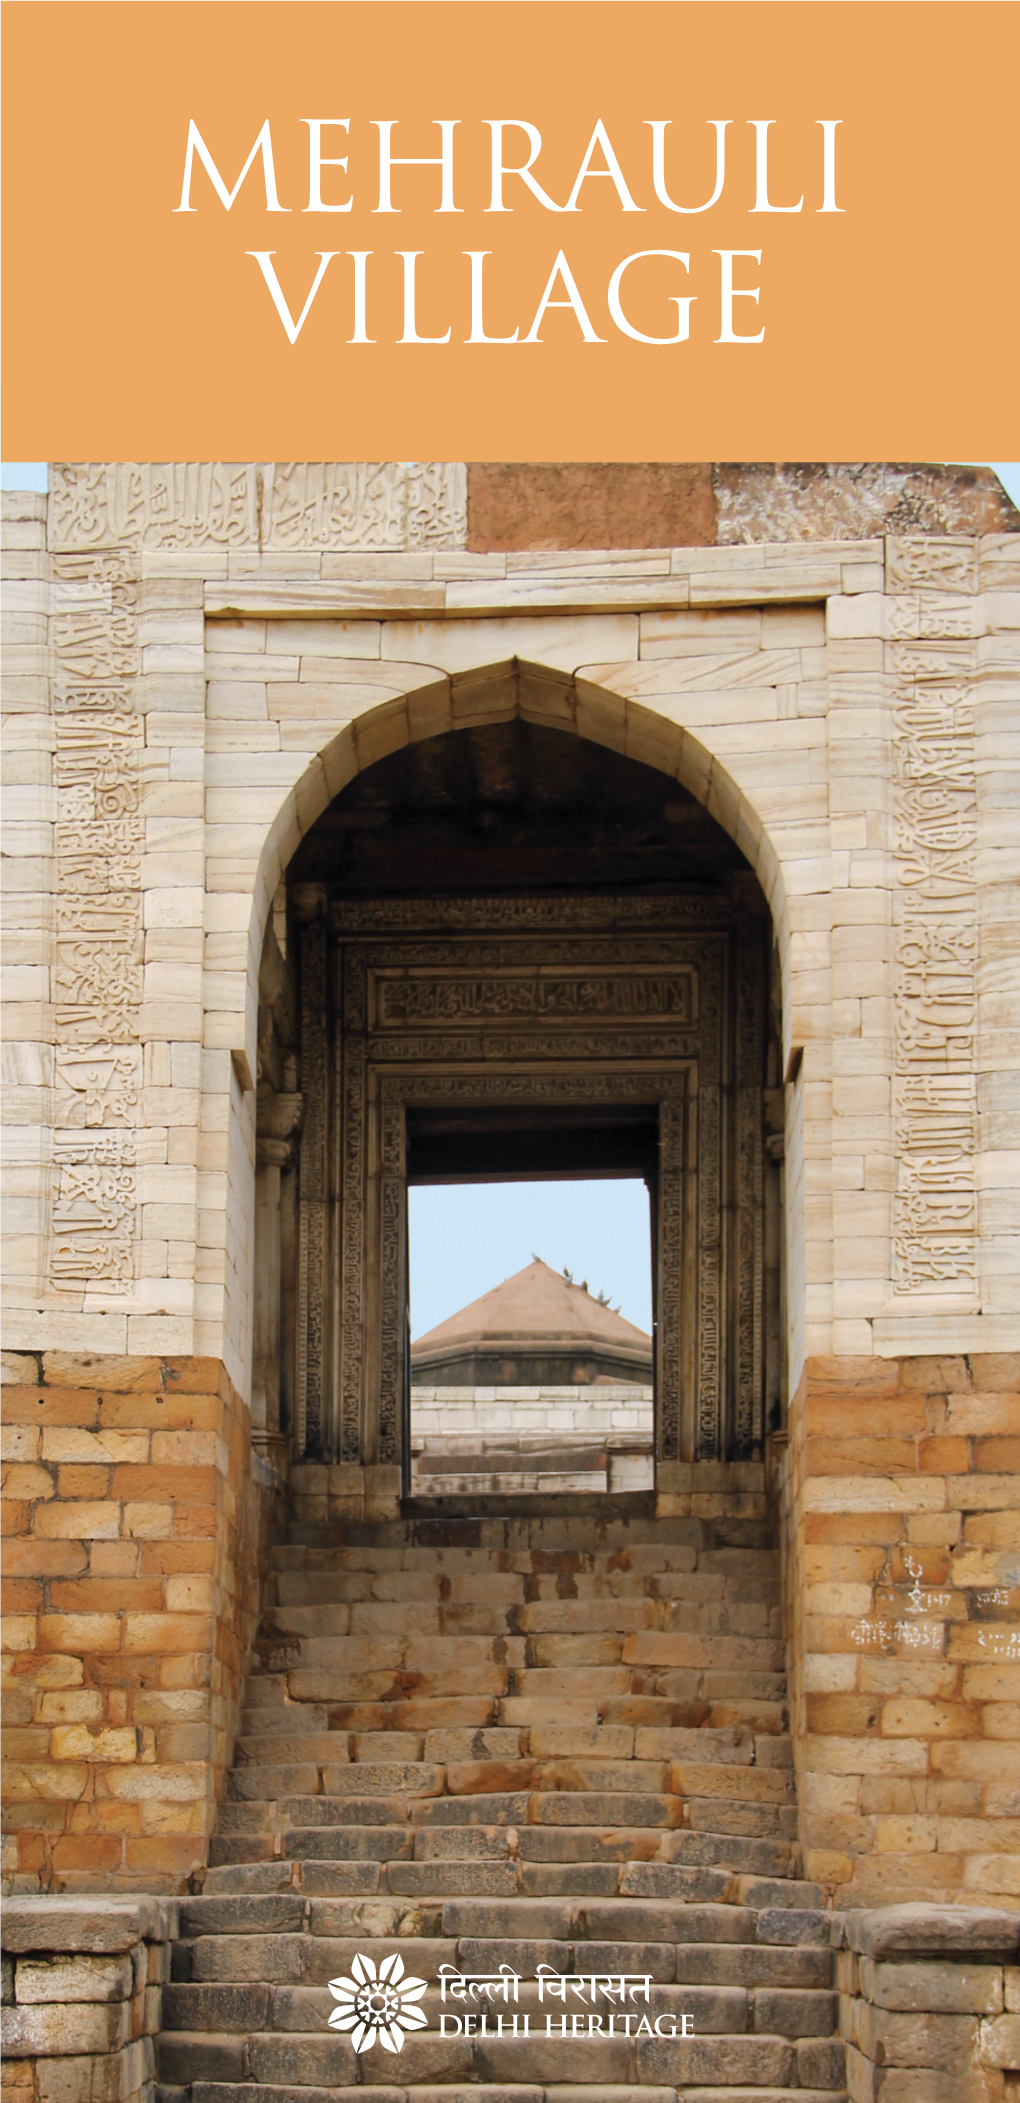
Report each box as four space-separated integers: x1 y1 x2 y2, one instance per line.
410 1256 653 1388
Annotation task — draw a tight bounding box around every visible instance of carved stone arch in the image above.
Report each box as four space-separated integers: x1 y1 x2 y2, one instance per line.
249 670 785 1506
248 661 789 1003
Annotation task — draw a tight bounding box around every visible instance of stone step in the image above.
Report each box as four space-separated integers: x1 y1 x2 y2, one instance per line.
173 1902 833 1969
238 1697 788 1742
258 1601 783 1642
163 1970 838 2029
162 2090 846 2103
234 1723 782 1763
269 1530 777 1561
271 1563 785 1603
227 1758 784 1801
158 2016 843 2093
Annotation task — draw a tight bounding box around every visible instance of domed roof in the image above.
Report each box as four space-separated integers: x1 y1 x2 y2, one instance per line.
411 1257 652 1386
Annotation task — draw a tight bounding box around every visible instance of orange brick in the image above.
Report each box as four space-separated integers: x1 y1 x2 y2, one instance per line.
919 1438 970 1473
122 1613 213 1653
805 1397 926 1438
2 2056 35 2093
160 1653 206 1689
803 1512 904 1546
50 1834 123 1872
2 1760 89 1801
151 1430 217 1467
0 1504 30 1536
49 1578 163 1613
804 1545 887 1583
139 1541 216 1574
172 1504 216 1539
90 1541 140 1576
1 1540 88 1576
161 1357 227 1392
55 1464 112 1498
975 1436 1020 1472
41 1352 162 1391
33 1501 120 1540
67 1799 141 1834
806 1437 919 1476
124 1834 208 1875
0 1389 100 1427
87 1655 158 1689
15 1831 48 1871
37 1612 122 1653
806 1694 882 1735
97 1395 177 1430
806 1357 902 1396
110 1464 215 1502
138 1799 209 1834
899 1356 971 1392
162 1395 219 1430
891 1545 951 1585
882 1697 979 1738
2 1580 42 1613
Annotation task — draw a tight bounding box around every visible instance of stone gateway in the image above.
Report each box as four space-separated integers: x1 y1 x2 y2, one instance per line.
1 461 1018 2103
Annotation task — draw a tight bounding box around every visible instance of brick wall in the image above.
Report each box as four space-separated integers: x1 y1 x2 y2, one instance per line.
776 1353 1020 1911
0 1353 285 1894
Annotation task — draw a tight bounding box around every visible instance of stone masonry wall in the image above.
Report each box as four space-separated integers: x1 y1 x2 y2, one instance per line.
776 1353 1020 1913
0 1353 285 1895
1 1895 177 2103
2 467 1018 1905
836 1902 1020 2103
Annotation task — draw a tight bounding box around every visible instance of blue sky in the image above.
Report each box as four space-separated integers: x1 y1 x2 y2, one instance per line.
409 1178 654 1337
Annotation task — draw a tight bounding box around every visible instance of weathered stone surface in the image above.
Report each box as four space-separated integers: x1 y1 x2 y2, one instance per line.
0 1897 178 1953
12 1952 134 2003
846 1906 1020 1962
467 463 717 553
1 1998 130 2056
868 1958 1006 2014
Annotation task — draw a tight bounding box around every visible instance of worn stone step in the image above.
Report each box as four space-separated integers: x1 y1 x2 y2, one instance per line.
385 1860 522 1898
235 1733 354 1765
280 1827 415 1861
238 1705 330 1737
661 1831 793 1876
175 2091 845 2103
673 1941 834 1989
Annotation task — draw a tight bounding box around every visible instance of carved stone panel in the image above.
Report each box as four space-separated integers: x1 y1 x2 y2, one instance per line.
263 462 467 551
295 895 768 1477
47 547 143 1296
891 657 979 1297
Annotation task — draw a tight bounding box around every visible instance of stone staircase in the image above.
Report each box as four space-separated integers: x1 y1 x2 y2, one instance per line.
156 1511 846 2102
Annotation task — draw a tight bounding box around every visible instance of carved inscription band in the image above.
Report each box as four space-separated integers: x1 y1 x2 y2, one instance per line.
890 540 980 1299
49 549 142 1297
49 463 467 553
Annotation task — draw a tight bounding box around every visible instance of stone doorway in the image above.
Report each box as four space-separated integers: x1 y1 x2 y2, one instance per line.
257 711 781 1511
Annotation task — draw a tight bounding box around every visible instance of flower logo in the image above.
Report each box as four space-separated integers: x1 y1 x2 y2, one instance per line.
327 1951 429 2053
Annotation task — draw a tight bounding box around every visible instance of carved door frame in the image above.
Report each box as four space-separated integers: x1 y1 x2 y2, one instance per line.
293 892 766 1477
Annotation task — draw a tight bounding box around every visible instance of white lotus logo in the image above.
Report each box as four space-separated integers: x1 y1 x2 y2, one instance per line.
327 1951 429 2052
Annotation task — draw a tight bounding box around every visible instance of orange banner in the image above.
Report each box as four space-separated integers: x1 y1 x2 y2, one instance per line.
2 0 1018 459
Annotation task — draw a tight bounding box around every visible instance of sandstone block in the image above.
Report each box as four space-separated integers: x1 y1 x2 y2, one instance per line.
12 1953 134 2003
1 1998 130 2055
867 1958 1005 2014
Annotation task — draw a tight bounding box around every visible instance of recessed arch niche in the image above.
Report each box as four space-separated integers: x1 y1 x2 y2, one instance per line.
256 685 783 1501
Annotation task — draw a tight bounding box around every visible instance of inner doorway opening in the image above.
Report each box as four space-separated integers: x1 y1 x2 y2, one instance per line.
408 1151 655 1499
406 1102 657 1499
266 699 778 1500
